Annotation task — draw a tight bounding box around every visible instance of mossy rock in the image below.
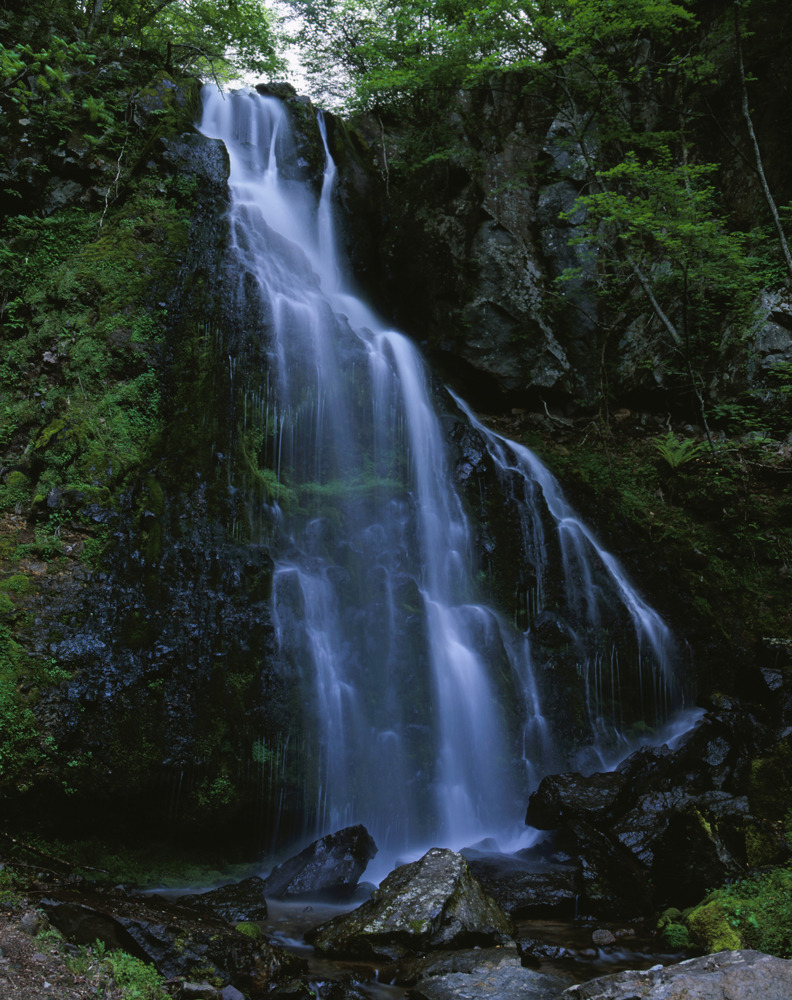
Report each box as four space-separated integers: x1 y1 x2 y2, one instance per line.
235 921 263 940
685 897 742 952
0 575 36 596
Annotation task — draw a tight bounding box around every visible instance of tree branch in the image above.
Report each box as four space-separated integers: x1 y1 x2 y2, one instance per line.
735 6 792 283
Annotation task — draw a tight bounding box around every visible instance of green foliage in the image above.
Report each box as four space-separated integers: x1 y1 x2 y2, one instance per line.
0 179 183 526
653 431 708 468
686 866 792 958
235 920 263 939
657 908 692 949
192 773 236 812
1 1 283 93
0 863 24 907
146 0 285 80
286 0 693 111
104 949 168 1000
0 622 66 789
565 151 762 350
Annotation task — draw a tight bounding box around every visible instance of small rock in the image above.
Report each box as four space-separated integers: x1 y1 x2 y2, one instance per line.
220 987 246 1000
181 984 218 999
592 928 616 947
17 912 43 936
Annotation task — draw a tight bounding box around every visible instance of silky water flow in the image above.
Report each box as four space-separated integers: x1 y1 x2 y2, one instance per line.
199 87 697 864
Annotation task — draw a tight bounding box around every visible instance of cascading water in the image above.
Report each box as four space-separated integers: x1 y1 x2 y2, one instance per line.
199 86 695 856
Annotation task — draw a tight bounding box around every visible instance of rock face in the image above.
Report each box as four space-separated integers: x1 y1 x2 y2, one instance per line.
309 848 513 961
261 825 377 900
463 847 578 917
39 889 296 995
563 950 792 1000
524 708 791 915
176 876 269 923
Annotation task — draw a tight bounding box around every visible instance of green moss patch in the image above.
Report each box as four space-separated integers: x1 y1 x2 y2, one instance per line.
684 865 792 958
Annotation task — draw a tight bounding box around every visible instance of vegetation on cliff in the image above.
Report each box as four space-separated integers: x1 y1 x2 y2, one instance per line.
2 0 792 969
0 0 286 827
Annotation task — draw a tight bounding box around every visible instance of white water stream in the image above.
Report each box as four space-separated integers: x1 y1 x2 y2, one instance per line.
199 87 696 862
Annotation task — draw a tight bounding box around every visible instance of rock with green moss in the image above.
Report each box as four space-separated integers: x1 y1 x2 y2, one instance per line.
308 848 513 961
686 898 742 953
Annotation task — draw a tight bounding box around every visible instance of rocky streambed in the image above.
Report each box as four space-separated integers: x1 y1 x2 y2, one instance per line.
4 820 787 1000
6 708 792 999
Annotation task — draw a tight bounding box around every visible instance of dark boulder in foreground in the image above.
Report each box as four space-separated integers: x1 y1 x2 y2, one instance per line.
407 953 569 1000
563 949 792 999
176 875 269 923
309 847 513 961
261 824 378 900
40 889 296 993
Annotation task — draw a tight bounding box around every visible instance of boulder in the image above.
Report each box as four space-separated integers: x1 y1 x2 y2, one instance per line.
463 849 577 916
562 949 792 999
516 937 570 965
176 876 268 923
523 711 790 916
525 771 626 830
261 825 377 900
407 954 569 1000
39 889 297 993
309 848 513 961
561 822 652 917
398 944 521 984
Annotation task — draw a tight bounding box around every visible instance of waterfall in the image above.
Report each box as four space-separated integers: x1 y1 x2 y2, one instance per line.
199 87 695 855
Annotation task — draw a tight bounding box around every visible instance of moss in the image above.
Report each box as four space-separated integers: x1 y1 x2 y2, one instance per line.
0 574 36 596
682 866 792 958
235 921 262 940
0 471 31 513
685 898 742 952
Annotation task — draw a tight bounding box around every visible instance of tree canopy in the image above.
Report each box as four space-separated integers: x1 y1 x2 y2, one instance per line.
1 0 284 80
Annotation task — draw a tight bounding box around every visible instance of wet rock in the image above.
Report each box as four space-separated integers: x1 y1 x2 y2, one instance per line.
561 821 652 917
526 771 626 830
515 937 569 965
309 848 513 961
261 825 377 900
563 949 792 999
160 132 229 193
256 82 298 100
406 954 569 1000
176 876 268 923
181 985 218 999
524 712 790 915
398 943 520 983
39 890 297 992
464 849 577 916
591 929 615 947
531 611 577 648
